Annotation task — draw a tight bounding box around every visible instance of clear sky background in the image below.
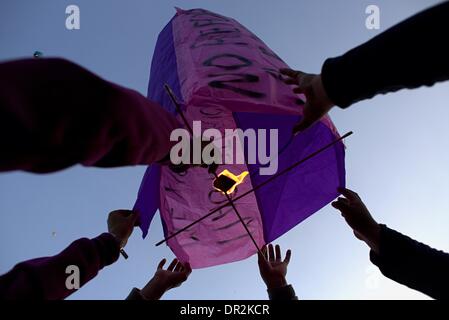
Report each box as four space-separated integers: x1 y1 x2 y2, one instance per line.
1 0 448 300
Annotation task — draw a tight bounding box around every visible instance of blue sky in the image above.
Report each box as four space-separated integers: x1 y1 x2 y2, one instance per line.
1 0 448 299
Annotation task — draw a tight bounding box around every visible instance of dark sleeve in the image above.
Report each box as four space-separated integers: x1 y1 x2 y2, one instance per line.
0 58 180 173
126 288 147 300
0 233 120 300
370 224 449 300
267 284 298 300
321 1 449 108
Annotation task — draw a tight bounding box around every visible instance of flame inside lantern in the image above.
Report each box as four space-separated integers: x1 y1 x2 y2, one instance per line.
213 169 249 195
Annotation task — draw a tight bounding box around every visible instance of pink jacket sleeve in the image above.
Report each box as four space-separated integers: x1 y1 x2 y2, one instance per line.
0 58 180 173
0 233 120 300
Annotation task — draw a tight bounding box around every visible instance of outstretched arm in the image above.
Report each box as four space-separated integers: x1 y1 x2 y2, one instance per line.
0 210 138 300
0 58 180 173
333 188 449 299
281 1 449 133
370 225 449 300
322 1 449 108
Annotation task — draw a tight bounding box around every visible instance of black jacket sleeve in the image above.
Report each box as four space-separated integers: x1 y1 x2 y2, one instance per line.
321 1 449 108
126 288 147 300
370 224 449 300
267 284 298 300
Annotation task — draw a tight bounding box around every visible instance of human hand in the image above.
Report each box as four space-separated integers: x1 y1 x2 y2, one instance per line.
280 68 335 134
332 188 381 253
258 244 291 290
141 258 192 300
107 209 139 248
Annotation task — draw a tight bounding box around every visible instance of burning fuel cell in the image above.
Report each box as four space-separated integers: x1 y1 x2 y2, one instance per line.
213 170 249 195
